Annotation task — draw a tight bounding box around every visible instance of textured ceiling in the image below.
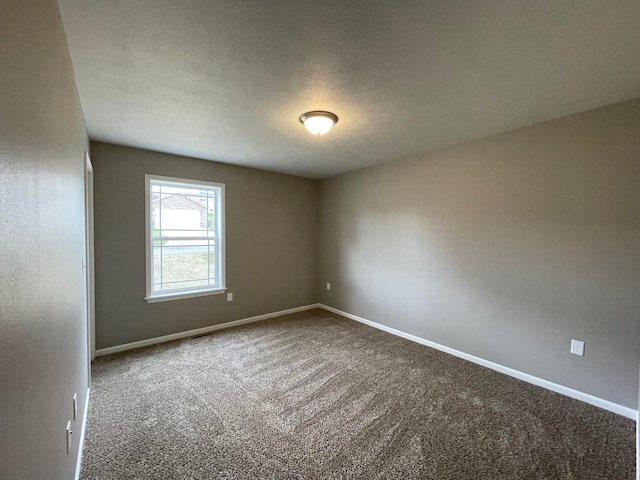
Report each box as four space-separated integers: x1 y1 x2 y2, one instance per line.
58 0 640 179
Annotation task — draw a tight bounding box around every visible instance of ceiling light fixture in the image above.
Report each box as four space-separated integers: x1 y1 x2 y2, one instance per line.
299 111 338 136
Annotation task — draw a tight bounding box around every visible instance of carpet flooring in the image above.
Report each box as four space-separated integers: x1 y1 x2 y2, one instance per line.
81 309 635 479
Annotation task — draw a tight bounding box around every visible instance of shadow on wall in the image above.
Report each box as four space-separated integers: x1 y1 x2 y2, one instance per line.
335 198 640 407
322 101 640 407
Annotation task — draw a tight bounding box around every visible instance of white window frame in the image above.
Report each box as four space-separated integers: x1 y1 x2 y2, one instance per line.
144 174 226 303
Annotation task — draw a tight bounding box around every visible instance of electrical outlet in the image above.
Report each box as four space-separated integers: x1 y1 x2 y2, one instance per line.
326 283 331 291
570 339 585 356
227 292 233 302
72 393 77 421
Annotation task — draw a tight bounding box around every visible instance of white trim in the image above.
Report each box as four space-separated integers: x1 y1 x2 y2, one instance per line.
95 304 321 356
319 304 638 420
144 174 226 303
145 287 226 303
84 152 95 363
74 387 90 480
93 301 636 419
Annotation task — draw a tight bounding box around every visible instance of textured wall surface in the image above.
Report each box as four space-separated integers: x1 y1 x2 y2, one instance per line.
91 142 319 349
319 99 640 408
0 1 90 478
58 0 640 178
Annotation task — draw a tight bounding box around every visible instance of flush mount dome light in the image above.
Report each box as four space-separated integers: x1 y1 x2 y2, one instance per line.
299 111 338 136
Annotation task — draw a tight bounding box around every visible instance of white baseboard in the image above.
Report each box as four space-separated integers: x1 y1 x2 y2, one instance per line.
74 387 90 480
319 304 637 420
93 301 636 419
95 304 321 356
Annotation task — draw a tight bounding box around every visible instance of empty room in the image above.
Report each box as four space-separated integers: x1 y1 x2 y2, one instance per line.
1 1 639 479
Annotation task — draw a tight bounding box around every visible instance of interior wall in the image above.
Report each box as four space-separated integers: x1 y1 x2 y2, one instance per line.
90 142 319 349
0 1 90 478
319 99 640 408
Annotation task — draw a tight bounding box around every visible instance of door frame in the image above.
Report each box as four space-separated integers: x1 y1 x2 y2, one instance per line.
84 151 95 365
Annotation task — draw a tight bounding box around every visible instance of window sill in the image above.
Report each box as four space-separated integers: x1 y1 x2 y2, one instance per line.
145 287 226 303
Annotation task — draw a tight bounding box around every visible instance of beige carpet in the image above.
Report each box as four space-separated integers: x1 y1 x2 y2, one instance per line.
81 309 635 479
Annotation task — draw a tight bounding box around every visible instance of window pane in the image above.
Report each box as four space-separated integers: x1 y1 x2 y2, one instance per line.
154 245 208 291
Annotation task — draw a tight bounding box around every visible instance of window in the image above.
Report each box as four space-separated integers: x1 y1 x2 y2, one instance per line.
145 174 225 302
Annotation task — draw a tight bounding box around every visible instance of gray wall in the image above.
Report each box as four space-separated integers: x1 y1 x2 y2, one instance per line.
0 1 90 479
319 99 640 408
91 142 319 349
